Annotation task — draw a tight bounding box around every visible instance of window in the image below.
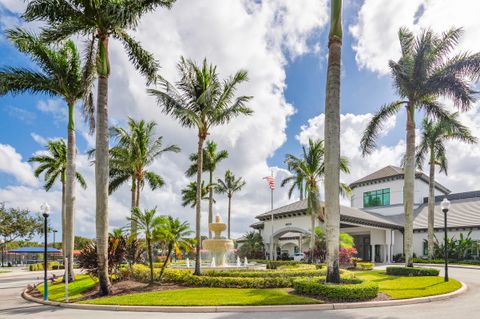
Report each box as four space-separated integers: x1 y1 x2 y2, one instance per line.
363 188 390 208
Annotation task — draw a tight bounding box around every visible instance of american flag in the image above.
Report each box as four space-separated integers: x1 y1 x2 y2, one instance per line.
263 175 275 190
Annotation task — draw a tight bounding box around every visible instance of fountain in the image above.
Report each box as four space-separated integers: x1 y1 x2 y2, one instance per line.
186 258 190 268
236 256 241 267
244 256 248 266
202 214 234 267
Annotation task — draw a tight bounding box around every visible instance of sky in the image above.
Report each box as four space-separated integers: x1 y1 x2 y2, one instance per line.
1 0 480 241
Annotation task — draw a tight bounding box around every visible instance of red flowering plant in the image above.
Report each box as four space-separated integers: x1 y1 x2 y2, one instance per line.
339 247 358 264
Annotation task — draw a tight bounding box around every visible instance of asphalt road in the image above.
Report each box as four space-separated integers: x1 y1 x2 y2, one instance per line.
0 266 478 319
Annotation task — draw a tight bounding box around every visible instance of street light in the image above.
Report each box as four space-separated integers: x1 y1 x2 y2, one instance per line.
40 202 50 301
440 198 451 282
52 229 58 248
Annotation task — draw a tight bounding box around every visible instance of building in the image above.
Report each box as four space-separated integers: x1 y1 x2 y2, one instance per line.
247 165 480 262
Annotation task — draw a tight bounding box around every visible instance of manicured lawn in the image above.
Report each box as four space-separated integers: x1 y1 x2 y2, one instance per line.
81 288 320 306
354 270 461 299
37 274 97 302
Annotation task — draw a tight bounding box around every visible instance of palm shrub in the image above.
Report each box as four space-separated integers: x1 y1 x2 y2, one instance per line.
416 114 477 259
238 231 264 259
361 27 480 268
23 0 177 295
215 170 246 239
186 141 228 238
149 57 253 274
1 29 94 281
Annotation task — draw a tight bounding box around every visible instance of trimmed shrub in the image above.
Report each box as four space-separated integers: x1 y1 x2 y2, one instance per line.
203 268 327 278
251 259 302 269
356 262 374 270
28 261 62 271
386 266 439 276
293 278 378 301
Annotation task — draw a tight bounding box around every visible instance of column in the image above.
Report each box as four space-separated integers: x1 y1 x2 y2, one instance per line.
371 245 375 262
386 244 391 264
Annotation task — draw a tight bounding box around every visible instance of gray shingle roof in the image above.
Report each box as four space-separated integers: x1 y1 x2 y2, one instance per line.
349 165 450 194
255 199 403 229
413 195 480 229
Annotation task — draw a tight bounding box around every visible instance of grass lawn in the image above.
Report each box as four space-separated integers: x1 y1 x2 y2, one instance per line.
37 274 97 302
80 288 320 306
354 270 462 299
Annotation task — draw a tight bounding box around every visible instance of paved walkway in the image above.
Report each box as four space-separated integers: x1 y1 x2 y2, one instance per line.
0 266 479 319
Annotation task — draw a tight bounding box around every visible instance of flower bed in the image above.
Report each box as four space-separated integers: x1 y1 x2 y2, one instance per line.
293 278 379 301
386 266 439 276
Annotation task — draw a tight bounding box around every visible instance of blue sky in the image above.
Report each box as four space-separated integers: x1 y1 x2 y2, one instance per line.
1 0 480 238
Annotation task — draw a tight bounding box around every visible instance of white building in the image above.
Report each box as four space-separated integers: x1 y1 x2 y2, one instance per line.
246 165 480 262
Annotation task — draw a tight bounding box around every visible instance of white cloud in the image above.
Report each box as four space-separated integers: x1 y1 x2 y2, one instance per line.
5 105 36 124
0 144 38 187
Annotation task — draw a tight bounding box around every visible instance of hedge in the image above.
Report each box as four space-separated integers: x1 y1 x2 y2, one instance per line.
203 268 327 278
28 262 63 271
413 258 480 266
251 260 303 269
356 262 374 270
386 266 439 276
293 278 378 301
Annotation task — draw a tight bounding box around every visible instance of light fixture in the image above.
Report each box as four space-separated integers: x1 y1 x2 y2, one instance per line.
440 198 450 212
40 202 50 217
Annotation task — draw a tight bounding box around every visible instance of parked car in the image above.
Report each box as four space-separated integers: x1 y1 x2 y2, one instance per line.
293 252 305 262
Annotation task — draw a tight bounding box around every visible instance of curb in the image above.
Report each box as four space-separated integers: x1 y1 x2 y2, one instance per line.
22 281 467 313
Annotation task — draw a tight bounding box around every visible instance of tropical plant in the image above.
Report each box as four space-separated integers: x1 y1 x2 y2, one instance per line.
238 231 264 259
149 57 253 274
23 0 177 295
186 141 228 238
284 139 350 264
360 27 480 268
109 118 180 232
128 207 163 284
416 113 477 259
125 236 146 269
304 227 355 263
433 231 478 261
215 170 246 239
154 216 194 278
0 29 94 281
181 181 210 208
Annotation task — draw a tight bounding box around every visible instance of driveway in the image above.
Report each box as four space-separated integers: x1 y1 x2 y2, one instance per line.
0 266 478 319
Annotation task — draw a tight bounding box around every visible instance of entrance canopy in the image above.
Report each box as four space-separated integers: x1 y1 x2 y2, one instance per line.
8 247 61 254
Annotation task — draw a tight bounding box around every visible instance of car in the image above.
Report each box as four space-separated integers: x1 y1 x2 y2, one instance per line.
293 252 305 262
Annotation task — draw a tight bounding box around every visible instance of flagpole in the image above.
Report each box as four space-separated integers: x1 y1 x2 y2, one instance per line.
270 170 274 260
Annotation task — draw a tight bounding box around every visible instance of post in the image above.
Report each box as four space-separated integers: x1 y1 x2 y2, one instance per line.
444 209 449 282
43 214 48 301
65 257 69 302
1 240 4 267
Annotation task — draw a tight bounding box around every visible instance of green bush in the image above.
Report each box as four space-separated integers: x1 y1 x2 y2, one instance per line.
252 260 302 269
293 278 378 301
203 268 327 278
386 266 439 276
28 261 62 271
413 258 480 266
356 262 374 270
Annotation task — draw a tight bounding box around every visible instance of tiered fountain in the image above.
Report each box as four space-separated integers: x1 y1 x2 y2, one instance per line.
202 214 234 267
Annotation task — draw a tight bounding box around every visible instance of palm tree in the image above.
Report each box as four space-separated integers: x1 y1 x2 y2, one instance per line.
24 0 177 294
109 118 180 233
0 29 93 282
238 231 264 259
360 27 480 268
281 164 305 200
149 57 253 275
416 113 477 259
154 216 194 279
323 0 343 284
29 140 87 261
186 141 228 238
285 139 350 264
181 181 210 208
215 170 246 239
128 207 163 284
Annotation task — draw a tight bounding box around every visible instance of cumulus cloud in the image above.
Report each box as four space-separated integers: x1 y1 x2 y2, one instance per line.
0 144 38 187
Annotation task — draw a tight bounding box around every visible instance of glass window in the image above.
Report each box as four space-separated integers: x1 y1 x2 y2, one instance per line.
363 188 390 208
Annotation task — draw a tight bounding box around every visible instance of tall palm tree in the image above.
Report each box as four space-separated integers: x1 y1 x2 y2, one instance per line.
360 27 480 268
154 216 194 279
24 0 177 294
281 160 305 200
181 181 210 208
0 29 94 282
128 207 163 284
109 118 180 233
186 141 228 238
416 113 477 259
285 139 350 264
215 170 246 239
149 57 253 275
323 0 343 284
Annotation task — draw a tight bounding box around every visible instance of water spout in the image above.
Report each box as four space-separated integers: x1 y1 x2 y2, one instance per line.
236 256 241 267
244 257 248 266
211 257 216 268
186 258 190 268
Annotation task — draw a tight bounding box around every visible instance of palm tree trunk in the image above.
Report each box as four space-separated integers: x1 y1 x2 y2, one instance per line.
136 177 141 208
159 243 173 279
427 152 435 260
95 35 112 295
227 194 232 239
194 134 205 275
147 237 154 284
324 0 342 284
208 171 213 239
61 179 66 260
404 103 416 267
65 101 76 282
130 177 137 236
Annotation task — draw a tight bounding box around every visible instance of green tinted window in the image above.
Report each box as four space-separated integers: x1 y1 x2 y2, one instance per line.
363 188 390 208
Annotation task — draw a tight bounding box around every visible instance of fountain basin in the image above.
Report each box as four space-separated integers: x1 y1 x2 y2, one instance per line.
202 238 234 267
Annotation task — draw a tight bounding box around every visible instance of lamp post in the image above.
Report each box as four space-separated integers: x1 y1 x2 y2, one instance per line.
441 198 450 282
0 239 4 267
41 202 50 301
52 230 58 248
